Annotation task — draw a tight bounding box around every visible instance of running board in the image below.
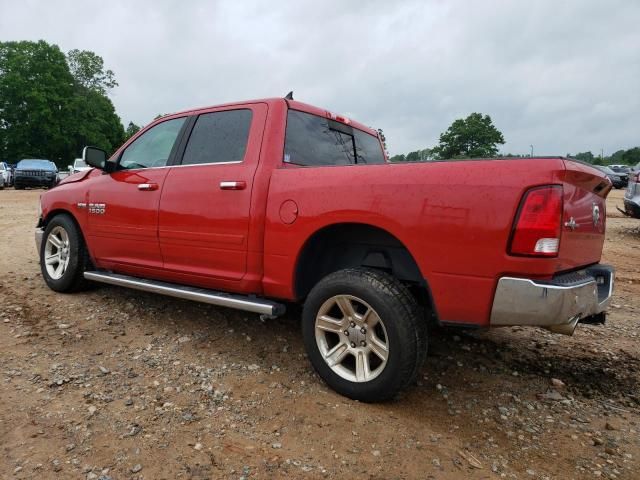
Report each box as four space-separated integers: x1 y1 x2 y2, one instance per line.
83 271 285 316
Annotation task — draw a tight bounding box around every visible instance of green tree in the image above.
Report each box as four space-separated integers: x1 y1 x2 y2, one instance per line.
609 149 625 164
67 49 117 94
622 147 640 166
125 121 141 140
406 150 421 162
388 154 406 162
573 151 595 163
0 40 125 167
0 40 75 163
433 113 505 159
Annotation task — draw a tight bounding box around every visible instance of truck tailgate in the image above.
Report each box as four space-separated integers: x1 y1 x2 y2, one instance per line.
557 159 611 271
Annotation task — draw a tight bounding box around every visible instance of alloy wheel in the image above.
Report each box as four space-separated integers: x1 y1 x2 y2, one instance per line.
314 294 389 382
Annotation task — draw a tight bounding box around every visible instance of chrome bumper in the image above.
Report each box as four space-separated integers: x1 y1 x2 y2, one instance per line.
35 227 44 257
490 265 614 335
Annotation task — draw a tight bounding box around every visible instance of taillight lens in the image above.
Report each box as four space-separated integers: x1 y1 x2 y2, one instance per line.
509 185 563 257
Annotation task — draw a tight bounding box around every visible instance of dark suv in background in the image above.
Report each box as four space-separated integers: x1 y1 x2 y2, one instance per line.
594 165 627 189
14 159 59 189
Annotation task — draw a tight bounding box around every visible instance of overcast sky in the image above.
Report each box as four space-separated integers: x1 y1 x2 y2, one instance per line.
1 0 639 156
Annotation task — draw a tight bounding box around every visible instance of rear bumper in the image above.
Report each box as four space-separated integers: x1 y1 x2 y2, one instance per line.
489 264 614 335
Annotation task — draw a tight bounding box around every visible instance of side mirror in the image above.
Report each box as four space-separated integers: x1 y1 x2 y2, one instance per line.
82 146 107 170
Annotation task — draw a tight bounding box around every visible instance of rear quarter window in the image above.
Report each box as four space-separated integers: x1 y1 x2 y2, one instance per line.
284 110 384 167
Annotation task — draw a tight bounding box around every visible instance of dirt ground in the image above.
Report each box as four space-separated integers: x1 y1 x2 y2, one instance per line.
0 187 638 480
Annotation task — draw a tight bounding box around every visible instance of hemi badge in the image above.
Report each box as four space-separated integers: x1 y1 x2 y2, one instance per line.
77 202 87 209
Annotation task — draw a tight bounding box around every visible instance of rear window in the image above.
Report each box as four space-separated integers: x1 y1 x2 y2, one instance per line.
181 109 252 165
284 110 385 167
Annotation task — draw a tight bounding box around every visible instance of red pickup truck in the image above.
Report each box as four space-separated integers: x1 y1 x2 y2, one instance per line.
35 97 614 401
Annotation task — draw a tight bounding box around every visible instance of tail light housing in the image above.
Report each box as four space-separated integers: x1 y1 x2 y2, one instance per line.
509 185 563 257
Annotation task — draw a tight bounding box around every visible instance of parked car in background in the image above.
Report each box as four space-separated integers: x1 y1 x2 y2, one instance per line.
0 162 12 188
34 97 614 402
623 169 640 219
609 164 631 174
69 158 92 174
595 165 626 189
14 159 59 189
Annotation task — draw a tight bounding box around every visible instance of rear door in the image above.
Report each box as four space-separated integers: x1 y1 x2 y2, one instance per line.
158 103 267 282
86 116 188 272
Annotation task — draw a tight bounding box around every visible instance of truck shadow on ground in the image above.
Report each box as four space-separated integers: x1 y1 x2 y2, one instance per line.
426 327 640 405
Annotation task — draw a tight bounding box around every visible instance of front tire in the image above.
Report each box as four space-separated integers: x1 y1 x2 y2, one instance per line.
40 214 91 292
302 268 427 402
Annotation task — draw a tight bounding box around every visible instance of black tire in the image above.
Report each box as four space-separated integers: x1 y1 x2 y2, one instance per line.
40 214 92 292
302 268 427 402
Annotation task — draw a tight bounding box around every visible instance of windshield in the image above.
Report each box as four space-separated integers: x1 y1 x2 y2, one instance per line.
17 159 56 170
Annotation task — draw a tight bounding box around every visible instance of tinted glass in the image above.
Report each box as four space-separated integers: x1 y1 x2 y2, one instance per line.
354 129 385 165
182 109 252 165
284 110 384 166
17 159 55 170
120 117 186 170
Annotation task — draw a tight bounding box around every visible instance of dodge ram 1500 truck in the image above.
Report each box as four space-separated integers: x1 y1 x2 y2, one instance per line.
35 97 615 401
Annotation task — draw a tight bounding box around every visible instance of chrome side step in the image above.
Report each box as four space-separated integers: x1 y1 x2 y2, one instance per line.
83 271 285 316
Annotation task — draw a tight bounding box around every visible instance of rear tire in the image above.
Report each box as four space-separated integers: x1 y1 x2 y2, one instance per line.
302 268 427 402
40 214 92 292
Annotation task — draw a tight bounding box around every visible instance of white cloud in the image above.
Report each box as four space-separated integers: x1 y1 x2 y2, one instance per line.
1 0 638 155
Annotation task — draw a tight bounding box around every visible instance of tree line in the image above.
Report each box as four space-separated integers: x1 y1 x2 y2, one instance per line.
568 148 640 166
0 40 141 168
386 112 639 167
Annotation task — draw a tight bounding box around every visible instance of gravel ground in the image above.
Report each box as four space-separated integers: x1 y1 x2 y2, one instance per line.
0 188 638 480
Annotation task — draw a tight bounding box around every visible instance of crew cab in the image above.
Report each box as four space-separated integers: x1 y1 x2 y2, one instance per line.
35 97 614 401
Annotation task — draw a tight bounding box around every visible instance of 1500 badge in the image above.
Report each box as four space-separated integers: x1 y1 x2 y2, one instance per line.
88 203 106 215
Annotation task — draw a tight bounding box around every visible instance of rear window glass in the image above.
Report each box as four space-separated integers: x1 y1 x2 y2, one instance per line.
182 109 252 165
284 110 384 166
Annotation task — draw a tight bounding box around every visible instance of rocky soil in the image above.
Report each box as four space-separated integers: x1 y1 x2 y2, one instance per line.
0 188 638 479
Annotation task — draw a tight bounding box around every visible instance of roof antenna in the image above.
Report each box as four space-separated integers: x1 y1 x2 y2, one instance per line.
284 91 294 100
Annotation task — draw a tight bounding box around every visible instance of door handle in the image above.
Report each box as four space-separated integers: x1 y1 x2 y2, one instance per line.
220 181 246 190
138 183 158 191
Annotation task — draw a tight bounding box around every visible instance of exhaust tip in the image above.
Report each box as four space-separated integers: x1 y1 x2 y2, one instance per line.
545 315 581 336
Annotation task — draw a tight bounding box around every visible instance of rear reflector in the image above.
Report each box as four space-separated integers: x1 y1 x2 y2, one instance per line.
509 185 563 257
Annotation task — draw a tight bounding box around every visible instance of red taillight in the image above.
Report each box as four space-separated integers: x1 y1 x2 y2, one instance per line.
635 172 640 182
509 185 563 257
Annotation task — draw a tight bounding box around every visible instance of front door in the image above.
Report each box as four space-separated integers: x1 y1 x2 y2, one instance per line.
158 104 266 283
86 116 188 272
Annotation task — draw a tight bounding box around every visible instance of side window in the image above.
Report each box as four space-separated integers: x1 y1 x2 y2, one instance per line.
181 109 252 165
284 110 354 166
354 129 385 165
284 110 385 166
119 117 186 170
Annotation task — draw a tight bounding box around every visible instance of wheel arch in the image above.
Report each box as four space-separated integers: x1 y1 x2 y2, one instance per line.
40 208 94 264
293 222 438 319
41 208 80 229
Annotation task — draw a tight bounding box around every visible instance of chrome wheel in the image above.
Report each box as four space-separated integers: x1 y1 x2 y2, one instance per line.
314 294 389 383
44 226 71 280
